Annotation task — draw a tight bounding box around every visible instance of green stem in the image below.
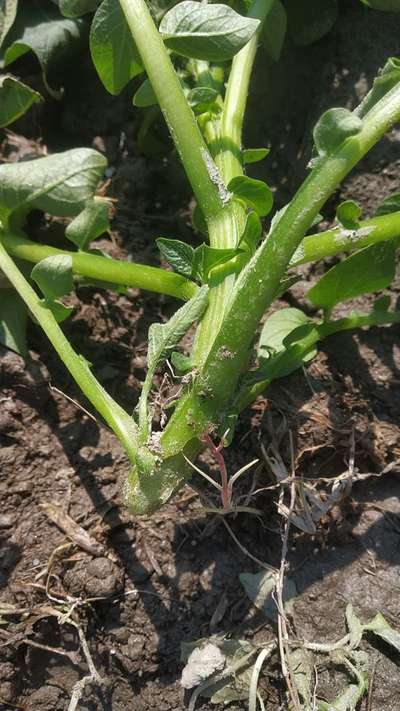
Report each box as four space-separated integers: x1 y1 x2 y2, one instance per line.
191 0 272 366
0 241 137 462
235 310 400 411
160 81 400 458
291 210 400 266
118 0 224 225
1 230 197 301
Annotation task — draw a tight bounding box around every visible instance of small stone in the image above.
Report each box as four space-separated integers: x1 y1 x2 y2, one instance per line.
0 513 16 529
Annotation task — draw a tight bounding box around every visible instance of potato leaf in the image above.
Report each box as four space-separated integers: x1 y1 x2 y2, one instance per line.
90 0 143 95
239 570 297 621
1 0 86 97
308 242 396 311
242 147 270 164
375 191 400 216
286 0 338 47
0 148 106 225
261 0 286 61
59 0 100 17
187 86 219 113
159 1 260 61
156 237 194 278
345 605 364 649
366 611 400 652
0 74 42 127
356 57 400 118
133 78 157 108
31 255 73 300
65 198 110 250
336 200 362 229
289 648 314 708
313 108 363 159
258 307 313 357
239 211 262 253
192 244 241 283
228 176 273 217
0 288 28 357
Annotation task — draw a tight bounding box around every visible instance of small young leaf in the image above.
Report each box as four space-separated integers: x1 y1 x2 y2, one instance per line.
345 604 364 649
133 78 157 108
159 1 260 61
192 244 240 283
313 108 363 158
356 57 400 118
242 147 270 164
90 0 143 95
44 299 74 322
336 200 362 229
261 0 286 61
171 350 192 374
59 0 100 17
0 288 28 357
156 237 194 278
375 191 400 216
31 255 73 300
228 175 273 217
360 0 400 9
308 242 396 311
1 1 86 97
288 648 314 707
0 74 42 127
0 148 107 224
238 211 262 253
258 307 312 357
187 86 219 113
65 198 110 250
286 0 338 47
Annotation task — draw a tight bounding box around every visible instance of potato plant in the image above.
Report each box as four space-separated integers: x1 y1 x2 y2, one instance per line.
1 0 400 518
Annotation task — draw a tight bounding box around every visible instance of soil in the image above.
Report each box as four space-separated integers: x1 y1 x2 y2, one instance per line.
1 1 400 709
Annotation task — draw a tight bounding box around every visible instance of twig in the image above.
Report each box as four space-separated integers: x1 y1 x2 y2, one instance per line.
66 620 104 711
221 518 277 573
248 644 275 711
275 432 302 711
202 433 231 508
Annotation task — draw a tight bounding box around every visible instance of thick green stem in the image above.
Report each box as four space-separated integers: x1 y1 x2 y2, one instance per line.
119 0 224 225
191 0 273 366
1 230 197 301
159 82 400 460
291 210 400 266
0 241 137 462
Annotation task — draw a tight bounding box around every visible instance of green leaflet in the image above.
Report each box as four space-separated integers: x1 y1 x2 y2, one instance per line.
336 200 362 229
58 0 100 17
366 611 400 652
65 198 110 250
313 108 363 160
356 57 400 118
228 175 273 217
261 0 286 62
238 211 262 253
375 191 400 216
0 74 42 127
242 147 270 165
285 0 338 47
159 1 260 61
1 0 86 97
90 0 143 95
31 255 74 301
187 86 219 114
308 242 396 311
133 78 157 108
137 285 209 441
157 238 241 283
258 307 316 361
0 288 28 357
0 148 106 225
